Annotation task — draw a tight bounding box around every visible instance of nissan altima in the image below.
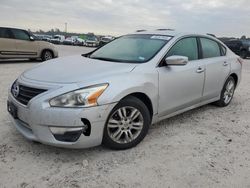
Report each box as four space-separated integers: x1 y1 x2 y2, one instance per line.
7 30 242 150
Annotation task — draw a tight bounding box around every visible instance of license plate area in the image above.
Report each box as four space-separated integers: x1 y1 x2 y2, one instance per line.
7 101 18 119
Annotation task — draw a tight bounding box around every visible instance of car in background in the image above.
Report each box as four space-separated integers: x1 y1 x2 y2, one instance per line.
63 37 76 45
0 27 58 61
75 38 85 46
224 39 250 59
99 36 114 47
85 35 99 47
7 31 242 150
34 34 52 42
50 35 65 44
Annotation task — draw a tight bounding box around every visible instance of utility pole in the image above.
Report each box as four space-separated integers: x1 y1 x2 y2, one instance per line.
65 22 67 33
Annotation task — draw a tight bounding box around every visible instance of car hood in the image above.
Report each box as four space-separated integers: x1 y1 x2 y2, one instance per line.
22 55 137 84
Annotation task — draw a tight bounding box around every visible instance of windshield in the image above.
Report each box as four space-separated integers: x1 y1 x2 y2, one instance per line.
89 34 172 63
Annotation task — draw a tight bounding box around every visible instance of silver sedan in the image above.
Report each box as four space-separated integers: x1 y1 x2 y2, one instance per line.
7 30 242 150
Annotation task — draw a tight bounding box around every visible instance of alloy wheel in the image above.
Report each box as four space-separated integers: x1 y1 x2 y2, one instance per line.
107 106 144 144
223 79 235 104
44 51 53 61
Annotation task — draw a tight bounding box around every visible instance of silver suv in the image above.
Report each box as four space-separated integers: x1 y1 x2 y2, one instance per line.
7 30 242 150
0 27 58 61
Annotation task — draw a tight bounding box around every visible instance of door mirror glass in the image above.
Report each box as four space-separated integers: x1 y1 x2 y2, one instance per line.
165 55 188 66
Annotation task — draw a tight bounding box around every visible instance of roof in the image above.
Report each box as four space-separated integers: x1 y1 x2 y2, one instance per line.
130 29 216 39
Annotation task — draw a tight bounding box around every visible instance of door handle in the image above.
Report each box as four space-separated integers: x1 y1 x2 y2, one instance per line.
223 62 229 66
196 67 205 73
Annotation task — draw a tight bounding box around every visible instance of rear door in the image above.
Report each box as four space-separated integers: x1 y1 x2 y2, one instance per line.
199 37 230 101
0 28 17 58
10 29 38 58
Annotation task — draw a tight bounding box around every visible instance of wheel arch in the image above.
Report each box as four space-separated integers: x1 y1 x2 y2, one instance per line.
229 73 238 87
120 92 154 120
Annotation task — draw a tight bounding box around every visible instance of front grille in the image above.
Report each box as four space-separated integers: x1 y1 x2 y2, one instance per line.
12 84 47 105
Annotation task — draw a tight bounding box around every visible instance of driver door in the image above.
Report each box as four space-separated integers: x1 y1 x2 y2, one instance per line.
157 37 205 117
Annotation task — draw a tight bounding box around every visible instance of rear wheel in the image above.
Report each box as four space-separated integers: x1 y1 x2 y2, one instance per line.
102 96 151 150
41 50 53 61
214 76 236 107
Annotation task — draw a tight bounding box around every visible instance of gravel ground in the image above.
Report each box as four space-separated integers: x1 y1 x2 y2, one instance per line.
0 45 250 188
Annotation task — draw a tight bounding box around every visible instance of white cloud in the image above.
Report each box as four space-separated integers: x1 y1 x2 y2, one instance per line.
0 0 249 37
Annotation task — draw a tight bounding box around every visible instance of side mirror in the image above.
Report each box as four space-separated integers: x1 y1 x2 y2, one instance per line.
30 36 35 41
165 55 188 66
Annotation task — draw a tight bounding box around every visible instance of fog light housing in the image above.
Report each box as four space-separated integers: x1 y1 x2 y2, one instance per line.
50 127 84 142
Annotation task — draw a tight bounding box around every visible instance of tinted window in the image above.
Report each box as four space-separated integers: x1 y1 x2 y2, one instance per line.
201 38 221 58
0 28 12 38
11 29 30 41
167 37 198 61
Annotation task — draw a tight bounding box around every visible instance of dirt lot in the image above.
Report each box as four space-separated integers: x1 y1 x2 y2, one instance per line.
0 45 250 188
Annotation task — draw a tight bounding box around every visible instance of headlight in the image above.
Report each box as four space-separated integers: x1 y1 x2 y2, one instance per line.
49 84 108 107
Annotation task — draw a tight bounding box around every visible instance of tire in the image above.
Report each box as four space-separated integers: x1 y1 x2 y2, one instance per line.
41 50 53 61
214 76 236 107
240 50 247 59
102 96 151 150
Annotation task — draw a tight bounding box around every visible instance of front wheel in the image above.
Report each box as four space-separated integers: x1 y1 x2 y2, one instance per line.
41 50 53 61
214 76 236 107
102 96 151 150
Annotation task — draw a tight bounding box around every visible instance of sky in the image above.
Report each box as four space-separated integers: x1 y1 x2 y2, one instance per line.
0 0 250 37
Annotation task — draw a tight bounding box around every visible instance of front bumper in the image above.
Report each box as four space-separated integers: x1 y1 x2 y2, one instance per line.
7 81 116 149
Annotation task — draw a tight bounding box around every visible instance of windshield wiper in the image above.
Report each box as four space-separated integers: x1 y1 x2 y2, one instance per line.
90 57 124 62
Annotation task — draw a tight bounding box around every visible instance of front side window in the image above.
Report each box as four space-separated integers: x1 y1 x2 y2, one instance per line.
90 34 172 63
166 37 198 61
200 38 221 58
11 29 30 41
0 28 12 39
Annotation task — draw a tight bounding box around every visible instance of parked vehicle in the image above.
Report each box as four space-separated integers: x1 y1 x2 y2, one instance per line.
0 27 58 61
34 34 52 42
75 38 85 46
63 37 76 45
85 35 99 47
99 36 114 47
50 35 65 44
7 31 242 150
224 39 250 59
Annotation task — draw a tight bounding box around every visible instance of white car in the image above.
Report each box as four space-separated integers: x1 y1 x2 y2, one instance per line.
7 30 242 150
50 35 65 44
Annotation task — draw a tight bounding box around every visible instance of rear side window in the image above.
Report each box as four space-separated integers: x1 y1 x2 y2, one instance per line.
167 37 198 61
200 38 221 58
11 29 30 41
0 28 12 39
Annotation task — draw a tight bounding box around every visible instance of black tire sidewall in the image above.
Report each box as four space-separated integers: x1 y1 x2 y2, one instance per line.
102 96 151 150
